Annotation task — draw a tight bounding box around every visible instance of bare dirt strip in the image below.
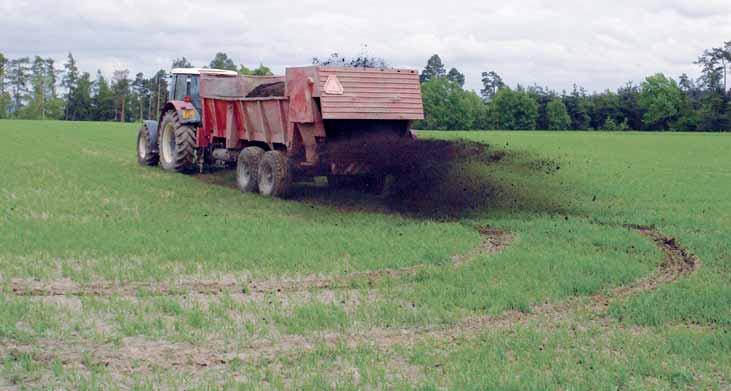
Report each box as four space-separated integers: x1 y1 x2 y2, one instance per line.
8 227 514 297
0 225 700 378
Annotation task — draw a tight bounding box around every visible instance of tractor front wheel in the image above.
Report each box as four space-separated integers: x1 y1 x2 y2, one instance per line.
136 124 158 166
158 111 196 172
236 146 265 193
258 150 291 197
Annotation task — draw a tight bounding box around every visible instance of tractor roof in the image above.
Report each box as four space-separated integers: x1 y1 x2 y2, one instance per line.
171 68 238 76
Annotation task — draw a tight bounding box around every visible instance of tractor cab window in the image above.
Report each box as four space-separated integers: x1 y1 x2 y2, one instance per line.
188 76 200 109
171 74 201 109
173 75 188 101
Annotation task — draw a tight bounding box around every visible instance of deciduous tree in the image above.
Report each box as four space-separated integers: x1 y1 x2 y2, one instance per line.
239 64 273 76
638 73 683 130
490 87 538 130
419 78 483 130
546 98 571 130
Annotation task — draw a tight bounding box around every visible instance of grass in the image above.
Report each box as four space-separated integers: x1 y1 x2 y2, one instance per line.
0 121 478 282
0 120 730 389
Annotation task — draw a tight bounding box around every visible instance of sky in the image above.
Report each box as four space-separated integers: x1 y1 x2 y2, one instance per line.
2 0 730 93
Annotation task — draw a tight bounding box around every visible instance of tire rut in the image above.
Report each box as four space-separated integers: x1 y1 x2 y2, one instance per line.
7 227 513 298
1 225 700 373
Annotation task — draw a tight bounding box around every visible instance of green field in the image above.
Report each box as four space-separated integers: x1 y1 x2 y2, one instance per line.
1 120 730 389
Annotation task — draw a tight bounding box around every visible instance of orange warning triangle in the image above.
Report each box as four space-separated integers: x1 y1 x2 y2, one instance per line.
323 75 344 95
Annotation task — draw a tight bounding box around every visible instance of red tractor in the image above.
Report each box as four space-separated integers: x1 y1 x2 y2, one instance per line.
136 66 424 197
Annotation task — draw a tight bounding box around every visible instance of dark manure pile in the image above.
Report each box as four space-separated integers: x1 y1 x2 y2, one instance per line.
317 134 502 218
196 130 566 219
246 81 285 98
383 139 497 217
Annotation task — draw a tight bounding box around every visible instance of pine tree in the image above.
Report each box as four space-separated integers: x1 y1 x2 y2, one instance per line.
172 57 192 68
67 72 93 121
62 53 80 120
29 56 48 119
420 55 446 83
446 68 465 87
480 71 505 101
6 57 30 117
93 70 115 121
131 72 148 121
112 70 130 122
0 53 8 118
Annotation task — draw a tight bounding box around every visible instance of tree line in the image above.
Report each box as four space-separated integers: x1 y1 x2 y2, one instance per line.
1 45 729 131
416 42 731 131
0 52 271 122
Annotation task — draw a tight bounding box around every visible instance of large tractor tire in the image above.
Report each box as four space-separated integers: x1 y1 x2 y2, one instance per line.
158 111 196 172
258 150 291 197
136 124 158 166
236 146 265 193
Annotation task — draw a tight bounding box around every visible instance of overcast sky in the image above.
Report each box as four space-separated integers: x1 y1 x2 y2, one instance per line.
2 0 730 93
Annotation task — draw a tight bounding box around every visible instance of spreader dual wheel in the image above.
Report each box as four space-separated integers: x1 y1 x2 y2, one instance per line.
136 124 158 166
258 150 291 197
236 146 265 193
158 111 196 173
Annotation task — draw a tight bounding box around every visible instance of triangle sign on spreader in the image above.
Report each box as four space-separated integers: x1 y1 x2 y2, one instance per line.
323 75 344 95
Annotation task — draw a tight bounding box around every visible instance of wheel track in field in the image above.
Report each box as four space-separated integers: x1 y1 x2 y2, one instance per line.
1 225 701 374
7 227 513 297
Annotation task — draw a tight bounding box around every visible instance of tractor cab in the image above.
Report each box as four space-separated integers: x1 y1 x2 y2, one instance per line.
169 68 238 112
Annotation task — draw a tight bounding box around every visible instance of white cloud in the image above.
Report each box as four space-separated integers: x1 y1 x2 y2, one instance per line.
1 0 729 92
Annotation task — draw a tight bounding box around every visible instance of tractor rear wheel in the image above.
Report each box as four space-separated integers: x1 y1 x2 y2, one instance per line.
258 150 291 197
158 111 196 172
136 124 158 166
236 146 265 193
